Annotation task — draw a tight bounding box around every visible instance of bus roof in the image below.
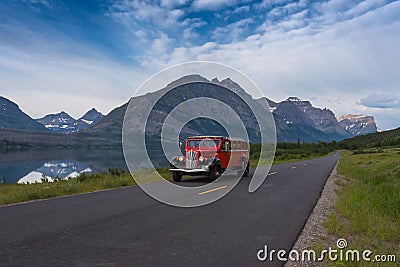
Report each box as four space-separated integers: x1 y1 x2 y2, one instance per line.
187 136 248 142
188 136 224 139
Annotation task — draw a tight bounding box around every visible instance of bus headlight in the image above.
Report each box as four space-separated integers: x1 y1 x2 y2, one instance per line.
199 156 204 162
178 156 184 161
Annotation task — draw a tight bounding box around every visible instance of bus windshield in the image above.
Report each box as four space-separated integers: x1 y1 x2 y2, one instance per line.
187 139 220 148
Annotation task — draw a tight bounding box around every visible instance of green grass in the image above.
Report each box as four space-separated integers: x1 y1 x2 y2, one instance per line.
0 168 136 205
250 142 336 166
0 168 173 206
322 148 400 266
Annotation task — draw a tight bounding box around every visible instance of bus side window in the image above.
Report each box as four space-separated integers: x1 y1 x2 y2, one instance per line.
223 141 231 152
238 141 242 150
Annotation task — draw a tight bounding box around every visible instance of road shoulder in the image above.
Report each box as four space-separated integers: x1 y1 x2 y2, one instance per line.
285 160 343 267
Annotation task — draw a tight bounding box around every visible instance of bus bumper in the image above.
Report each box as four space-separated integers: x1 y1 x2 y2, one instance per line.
169 167 209 173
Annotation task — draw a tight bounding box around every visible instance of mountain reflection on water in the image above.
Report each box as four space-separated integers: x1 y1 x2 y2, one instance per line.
17 160 94 184
0 148 169 184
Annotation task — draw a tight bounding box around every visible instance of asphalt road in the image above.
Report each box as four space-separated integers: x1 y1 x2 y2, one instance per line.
0 152 340 266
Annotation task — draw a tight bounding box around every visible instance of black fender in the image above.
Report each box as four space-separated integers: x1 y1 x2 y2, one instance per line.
208 158 222 173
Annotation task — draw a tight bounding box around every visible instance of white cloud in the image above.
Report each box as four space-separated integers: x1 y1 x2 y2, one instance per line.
160 0 189 9
142 0 400 129
108 0 185 28
23 0 53 10
0 46 147 119
212 18 253 42
233 5 250 13
191 0 239 11
2 0 399 130
358 93 399 108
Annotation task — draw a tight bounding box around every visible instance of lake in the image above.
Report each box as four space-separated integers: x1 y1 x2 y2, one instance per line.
0 148 168 184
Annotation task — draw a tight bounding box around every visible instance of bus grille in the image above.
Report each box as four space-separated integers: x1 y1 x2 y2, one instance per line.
186 150 197 168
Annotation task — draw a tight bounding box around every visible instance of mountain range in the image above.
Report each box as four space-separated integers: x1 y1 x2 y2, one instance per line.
79 75 377 144
36 108 104 133
0 75 378 147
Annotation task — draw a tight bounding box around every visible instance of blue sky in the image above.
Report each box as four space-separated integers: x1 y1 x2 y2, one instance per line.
0 0 399 129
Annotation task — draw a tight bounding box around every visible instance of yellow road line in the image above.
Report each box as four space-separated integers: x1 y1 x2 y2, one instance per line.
268 172 277 176
198 186 228 195
291 166 297 169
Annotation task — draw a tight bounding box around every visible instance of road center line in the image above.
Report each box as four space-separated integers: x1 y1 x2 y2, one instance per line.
268 172 277 176
291 166 297 169
198 186 228 195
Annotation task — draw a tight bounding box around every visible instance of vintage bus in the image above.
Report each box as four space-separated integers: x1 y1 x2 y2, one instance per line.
169 136 250 182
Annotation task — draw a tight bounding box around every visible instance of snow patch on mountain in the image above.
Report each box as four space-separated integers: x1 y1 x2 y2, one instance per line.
337 114 377 136
36 108 104 133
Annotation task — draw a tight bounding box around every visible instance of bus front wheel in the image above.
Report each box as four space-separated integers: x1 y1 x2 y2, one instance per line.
173 172 182 182
208 168 216 181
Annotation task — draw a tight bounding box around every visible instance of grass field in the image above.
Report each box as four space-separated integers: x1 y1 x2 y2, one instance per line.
250 142 335 166
322 148 399 266
0 169 135 205
0 168 173 205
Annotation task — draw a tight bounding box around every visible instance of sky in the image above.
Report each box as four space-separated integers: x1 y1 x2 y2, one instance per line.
0 0 399 130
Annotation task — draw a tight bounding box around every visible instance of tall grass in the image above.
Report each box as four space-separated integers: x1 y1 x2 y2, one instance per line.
250 141 336 165
0 169 133 205
0 167 173 205
323 149 400 266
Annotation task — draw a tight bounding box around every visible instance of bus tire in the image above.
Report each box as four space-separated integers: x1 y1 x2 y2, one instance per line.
173 172 182 182
242 162 250 177
208 167 216 181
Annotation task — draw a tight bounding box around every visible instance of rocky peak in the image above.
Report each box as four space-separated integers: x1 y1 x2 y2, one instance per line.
337 114 377 136
0 96 48 131
36 108 104 133
79 108 104 126
285 97 312 108
166 74 209 89
211 77 251 99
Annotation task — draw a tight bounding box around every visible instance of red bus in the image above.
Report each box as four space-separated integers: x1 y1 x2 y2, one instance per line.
169 136 250 182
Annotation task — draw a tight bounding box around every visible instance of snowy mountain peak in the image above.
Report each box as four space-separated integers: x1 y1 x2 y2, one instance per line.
337 114 377 136
36 109 104 133
337 114 366 122
285 97 312 108
286 96 302 102
79 108 104 126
